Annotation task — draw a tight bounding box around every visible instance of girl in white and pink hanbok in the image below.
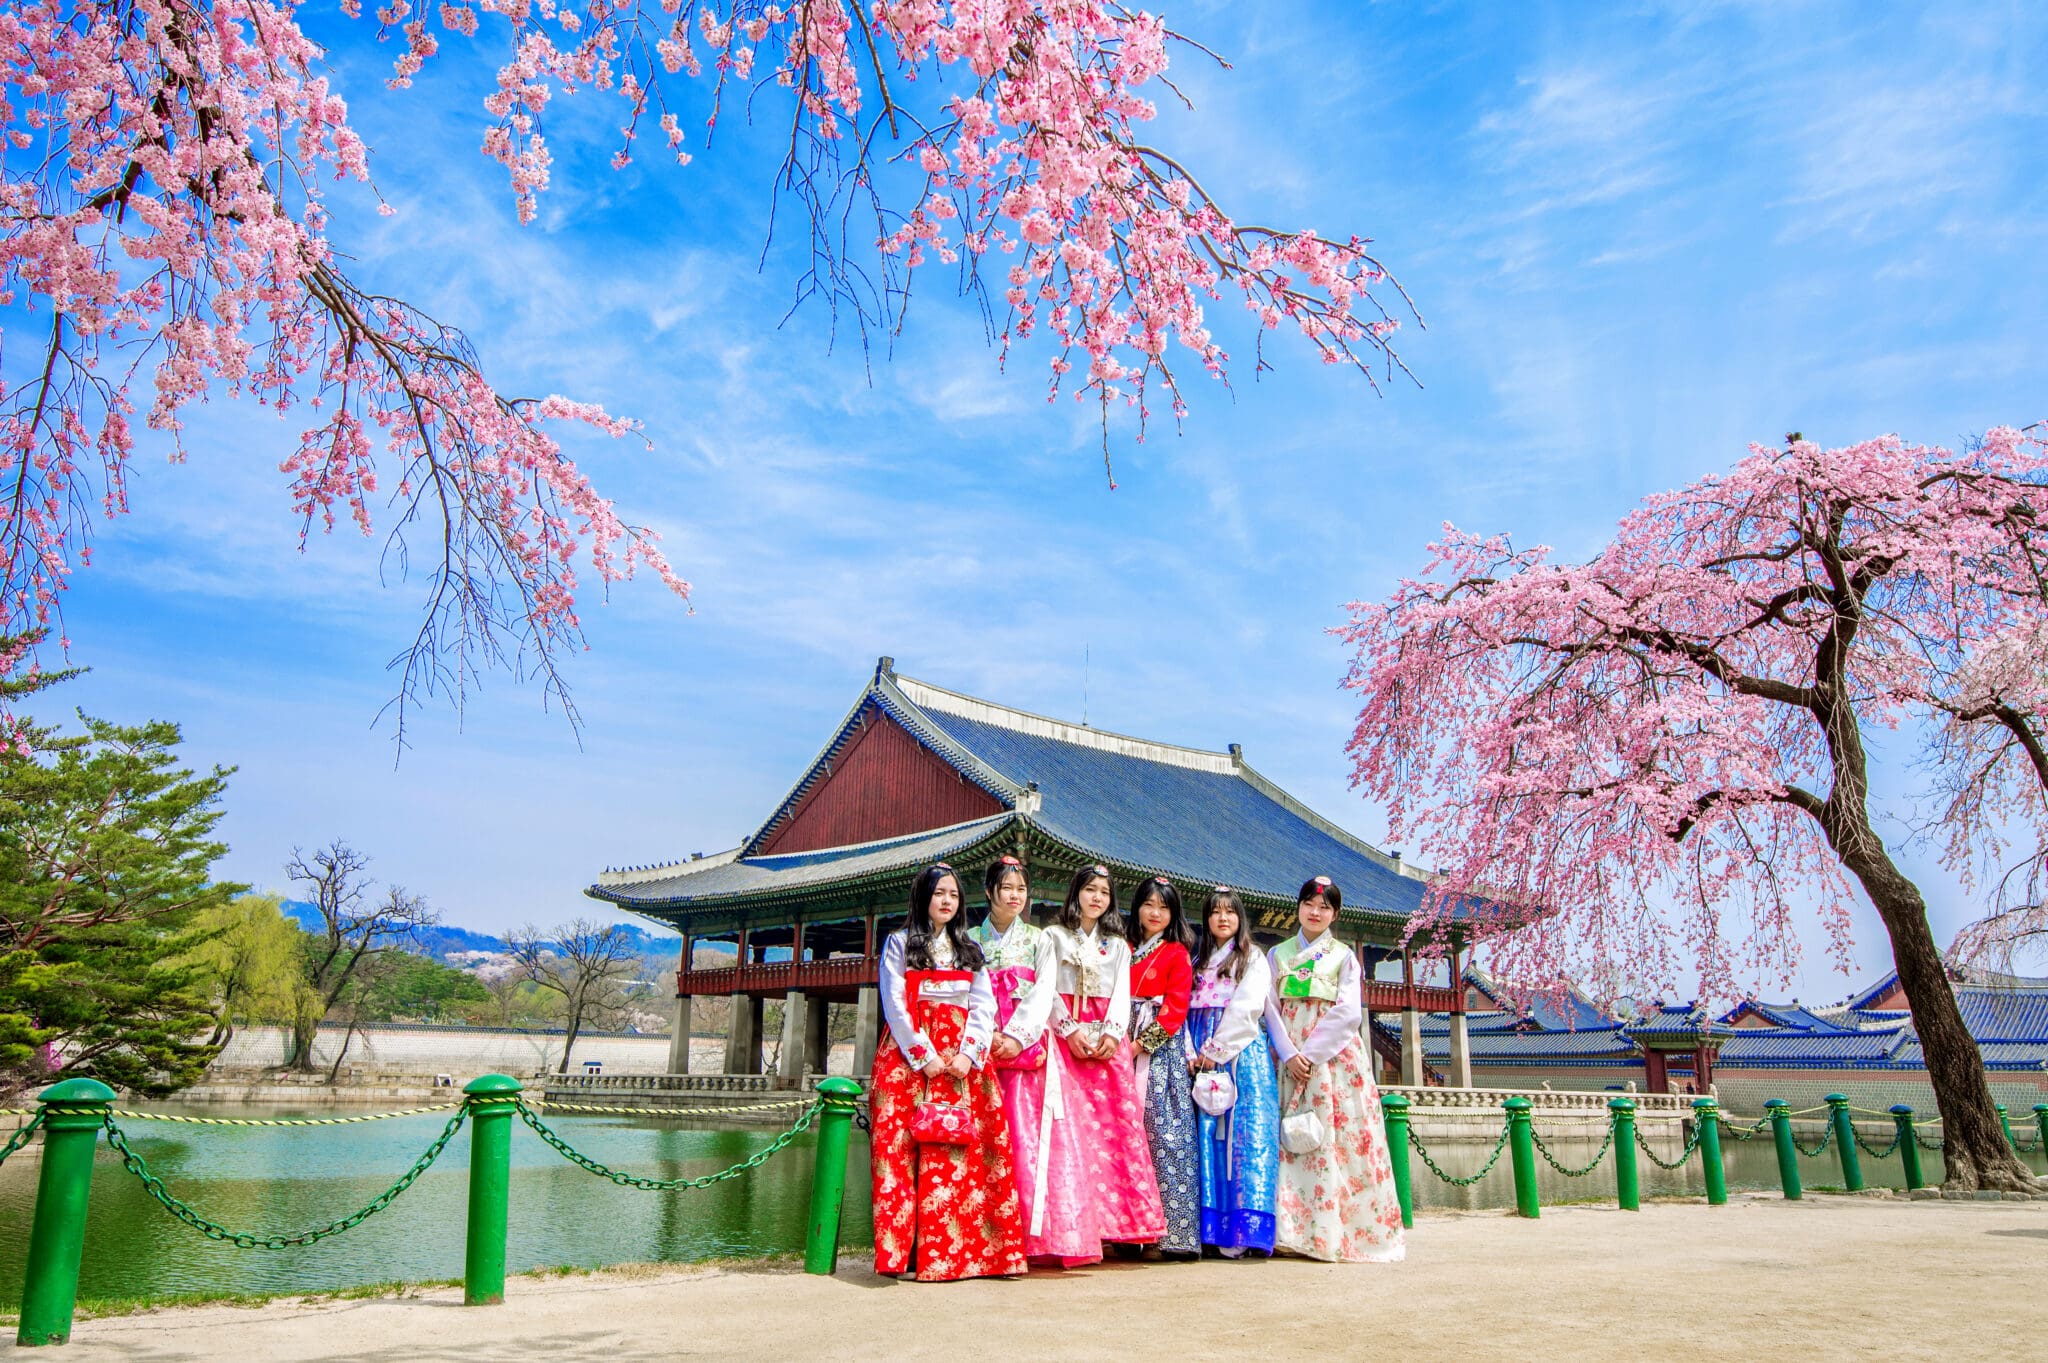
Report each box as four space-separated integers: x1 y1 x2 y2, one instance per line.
1263 874 1405 1263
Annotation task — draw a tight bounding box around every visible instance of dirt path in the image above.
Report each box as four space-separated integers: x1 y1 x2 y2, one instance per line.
47 1194 2048 1362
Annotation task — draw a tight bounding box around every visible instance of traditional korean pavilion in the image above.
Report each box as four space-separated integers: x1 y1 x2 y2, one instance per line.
589 657 1474 1085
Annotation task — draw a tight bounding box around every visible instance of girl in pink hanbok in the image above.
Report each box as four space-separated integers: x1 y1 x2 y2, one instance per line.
966 856 1062 1236
1263 875 1405 1263
1029 864 1166 1265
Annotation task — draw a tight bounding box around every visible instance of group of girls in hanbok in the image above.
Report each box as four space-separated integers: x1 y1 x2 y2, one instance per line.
868 859 1406 1281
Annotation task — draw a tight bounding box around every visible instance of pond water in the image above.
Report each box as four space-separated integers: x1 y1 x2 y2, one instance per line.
2 1103 2040 1304
0 1103 873 1304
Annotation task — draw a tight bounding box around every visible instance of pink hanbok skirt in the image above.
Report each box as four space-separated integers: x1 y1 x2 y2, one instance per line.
1017 992 1166 1266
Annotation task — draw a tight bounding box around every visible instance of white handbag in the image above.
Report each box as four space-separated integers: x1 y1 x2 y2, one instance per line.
1280 1077 1327 1154
1192 1069 1237 1116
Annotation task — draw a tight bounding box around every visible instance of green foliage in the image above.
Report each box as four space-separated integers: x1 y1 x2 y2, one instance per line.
0 710 243 1097
352 950 491 1023
182 893 310 1039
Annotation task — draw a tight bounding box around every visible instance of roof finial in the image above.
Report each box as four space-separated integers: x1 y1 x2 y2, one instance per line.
877 655 895 679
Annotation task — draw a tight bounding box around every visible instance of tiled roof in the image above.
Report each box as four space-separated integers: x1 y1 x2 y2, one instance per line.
1717 1031 1906 1066
891 673 1438 917
1953 987 2048 1042
591 659 1456 926
1886 1039 2048 1071
1720 1002 1856 1034
590 816 1015 909
1622 1005 1721 1039
1399 1024 1640 1067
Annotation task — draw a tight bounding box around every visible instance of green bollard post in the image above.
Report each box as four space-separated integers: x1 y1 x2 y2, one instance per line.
1767 1100 1802 1200
1693 1097 1727 1206
1504 1097 1539 1219
1609 1097 1639 1212
1891 1105 1923 1190
1997 1104 2016 1149
462 1074 521 1306
1826 1094 1863 1192
16 1077 117 1347
2034 1105 2048 1162
805 1077 863 1275
1382 1092 1413 1229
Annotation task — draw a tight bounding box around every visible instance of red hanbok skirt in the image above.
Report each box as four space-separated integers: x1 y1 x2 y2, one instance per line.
870 985 1027 1282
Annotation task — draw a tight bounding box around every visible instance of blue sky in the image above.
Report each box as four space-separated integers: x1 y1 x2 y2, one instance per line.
28 1 2048 1002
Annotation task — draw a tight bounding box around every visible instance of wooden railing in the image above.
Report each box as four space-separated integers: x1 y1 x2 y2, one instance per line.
1365 980 1463 1014
678 956 877 997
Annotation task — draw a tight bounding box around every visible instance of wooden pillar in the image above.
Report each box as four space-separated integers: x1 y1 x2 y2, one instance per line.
1642 1047 1669 1095
1695 1043 1715 1093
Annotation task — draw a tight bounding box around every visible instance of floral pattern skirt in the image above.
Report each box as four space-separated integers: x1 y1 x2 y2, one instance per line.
1272 997 1406 1263
1138 1025 1200 1254
1022 993 1167 1265
1185 1005 1278 1253
870 1003 1027 1282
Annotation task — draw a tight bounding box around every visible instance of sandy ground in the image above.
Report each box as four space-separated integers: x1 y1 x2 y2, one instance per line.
42 1193 2048 1362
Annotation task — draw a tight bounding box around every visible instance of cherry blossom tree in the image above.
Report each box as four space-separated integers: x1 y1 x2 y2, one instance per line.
1339 429 2047 1191
1 0 1415 747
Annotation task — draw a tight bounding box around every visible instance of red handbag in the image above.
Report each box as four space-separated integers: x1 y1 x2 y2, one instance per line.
909 1100 974 1144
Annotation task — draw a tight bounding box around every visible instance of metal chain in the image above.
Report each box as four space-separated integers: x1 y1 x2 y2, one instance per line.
2009 1133 2042 1154
516 1099 819 1191
1912 1128 1946 1152
1718 1116 1770 1142
0 1112 44 1169
102 1109 467 1250
1791 1123 1833 1158
106 1104 461 1127
853 1104 872 1135
1853 1126 1902 1159
1529 1121 1614 1177
1407 1123 1511 1188
1633 1122 1702 1170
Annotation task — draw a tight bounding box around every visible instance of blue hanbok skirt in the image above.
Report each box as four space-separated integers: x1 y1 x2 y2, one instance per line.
1184 1005 1279 1252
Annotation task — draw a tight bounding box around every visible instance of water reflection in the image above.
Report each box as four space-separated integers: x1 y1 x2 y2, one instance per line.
0 1104 874 1303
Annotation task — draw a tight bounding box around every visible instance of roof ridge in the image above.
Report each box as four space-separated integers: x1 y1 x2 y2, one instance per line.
894 673 1241 774
751 813 1014 864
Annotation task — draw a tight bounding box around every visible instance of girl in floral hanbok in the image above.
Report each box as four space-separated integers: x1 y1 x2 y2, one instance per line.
870 863 1027 1282
1262 875 1405 1263
1031 864 1167 1264
966 855 1062 1233
1187 886 1280 1257
1127 876 1198 1258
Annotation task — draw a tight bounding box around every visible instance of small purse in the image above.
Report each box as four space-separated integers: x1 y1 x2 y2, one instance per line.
1280 1077 1327 1154
910 1100 973 1145
1192 1069 1237 1116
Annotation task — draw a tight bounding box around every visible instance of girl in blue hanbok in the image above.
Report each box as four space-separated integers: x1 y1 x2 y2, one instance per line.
1185 886 1280 1257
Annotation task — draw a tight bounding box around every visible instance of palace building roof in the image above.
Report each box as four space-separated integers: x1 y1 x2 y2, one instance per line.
590 657 1452 937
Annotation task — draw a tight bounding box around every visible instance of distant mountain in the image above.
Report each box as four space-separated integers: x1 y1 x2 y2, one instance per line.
275 899 680 965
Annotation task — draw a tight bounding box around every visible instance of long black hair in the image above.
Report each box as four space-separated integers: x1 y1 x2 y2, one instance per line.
1058 864 1121 935
1199 886 1253 981
905 863 985 971
1298 874 1343 915
1125 875 1191 951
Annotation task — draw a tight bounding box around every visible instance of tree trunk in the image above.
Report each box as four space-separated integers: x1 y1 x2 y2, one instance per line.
288 1007 323 1073
558 987 585 1074
1838 841 2037 1191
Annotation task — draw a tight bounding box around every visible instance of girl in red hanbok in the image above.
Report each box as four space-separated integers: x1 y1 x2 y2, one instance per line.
1031 864 1167 1265
870 863 1027 1281
1127 876 1199 1258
